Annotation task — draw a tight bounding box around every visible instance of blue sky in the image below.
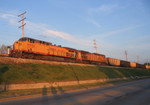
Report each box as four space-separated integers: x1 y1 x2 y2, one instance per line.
0 0 150 64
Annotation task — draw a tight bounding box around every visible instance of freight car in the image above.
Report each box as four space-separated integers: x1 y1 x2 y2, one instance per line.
130 62 136 68
120 60 130 68
146 65 150 69
136 63 146 69
107 57 120 66
107 57 147 69
10 37 108 65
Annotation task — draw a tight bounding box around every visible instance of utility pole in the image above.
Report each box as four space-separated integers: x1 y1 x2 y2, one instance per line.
125 50 128 61
94 40 98 53
18 11 26 38
137 56 140 63
146 59 148 65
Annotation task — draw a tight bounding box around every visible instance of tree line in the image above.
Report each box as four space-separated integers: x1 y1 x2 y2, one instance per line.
0 44 8 54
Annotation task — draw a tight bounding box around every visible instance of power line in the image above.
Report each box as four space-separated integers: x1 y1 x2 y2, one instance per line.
18 11 26 38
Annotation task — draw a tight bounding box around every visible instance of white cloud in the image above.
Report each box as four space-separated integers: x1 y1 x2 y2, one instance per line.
25 21 91 46
1 13 16 19
127 35 150 49
129 35 150 43
86 18 101 28
26 21 47 34
44 29 75 42
88 4 118 15
86 4 118 28
94 25 141 38
0 11 91 47
129 43 150 49
0 13 18 25
122 35 150 63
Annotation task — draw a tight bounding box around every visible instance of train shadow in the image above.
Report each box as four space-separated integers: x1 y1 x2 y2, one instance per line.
0 66 9 84
0 66 9 92
42 86 49 105
41 85 83 105
51 85 83 105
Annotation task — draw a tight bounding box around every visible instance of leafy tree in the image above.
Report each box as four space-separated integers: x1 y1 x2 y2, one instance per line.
144 63 150 66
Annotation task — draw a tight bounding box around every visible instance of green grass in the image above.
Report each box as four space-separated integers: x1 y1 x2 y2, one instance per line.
0 63 150 84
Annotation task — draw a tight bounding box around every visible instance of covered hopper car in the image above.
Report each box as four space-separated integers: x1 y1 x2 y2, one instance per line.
120 60 130 68
130 62 136 68
107 57 120 66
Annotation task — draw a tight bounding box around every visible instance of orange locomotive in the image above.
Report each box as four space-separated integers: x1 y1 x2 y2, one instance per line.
11 37 75 60
10 37 108 65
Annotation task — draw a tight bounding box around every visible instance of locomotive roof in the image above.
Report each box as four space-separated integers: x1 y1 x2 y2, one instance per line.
19 37 52 45
79 50 105 56
107 57 120 60
78 50 89 53
93 53 105 56
63 47 77 51
120 60 130 63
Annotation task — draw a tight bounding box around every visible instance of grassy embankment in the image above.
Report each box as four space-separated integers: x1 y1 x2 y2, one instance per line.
0 63 150 84
0 63 150 98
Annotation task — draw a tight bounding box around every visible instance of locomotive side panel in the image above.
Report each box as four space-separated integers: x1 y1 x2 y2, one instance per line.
76 51 82 61
99 55 108 65
80 51 108 65
12 37 77 59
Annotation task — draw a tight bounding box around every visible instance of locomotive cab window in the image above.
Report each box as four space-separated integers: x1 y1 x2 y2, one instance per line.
69 50 74 52
30 40 34 43
27 39 34 43
22 38 27 41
